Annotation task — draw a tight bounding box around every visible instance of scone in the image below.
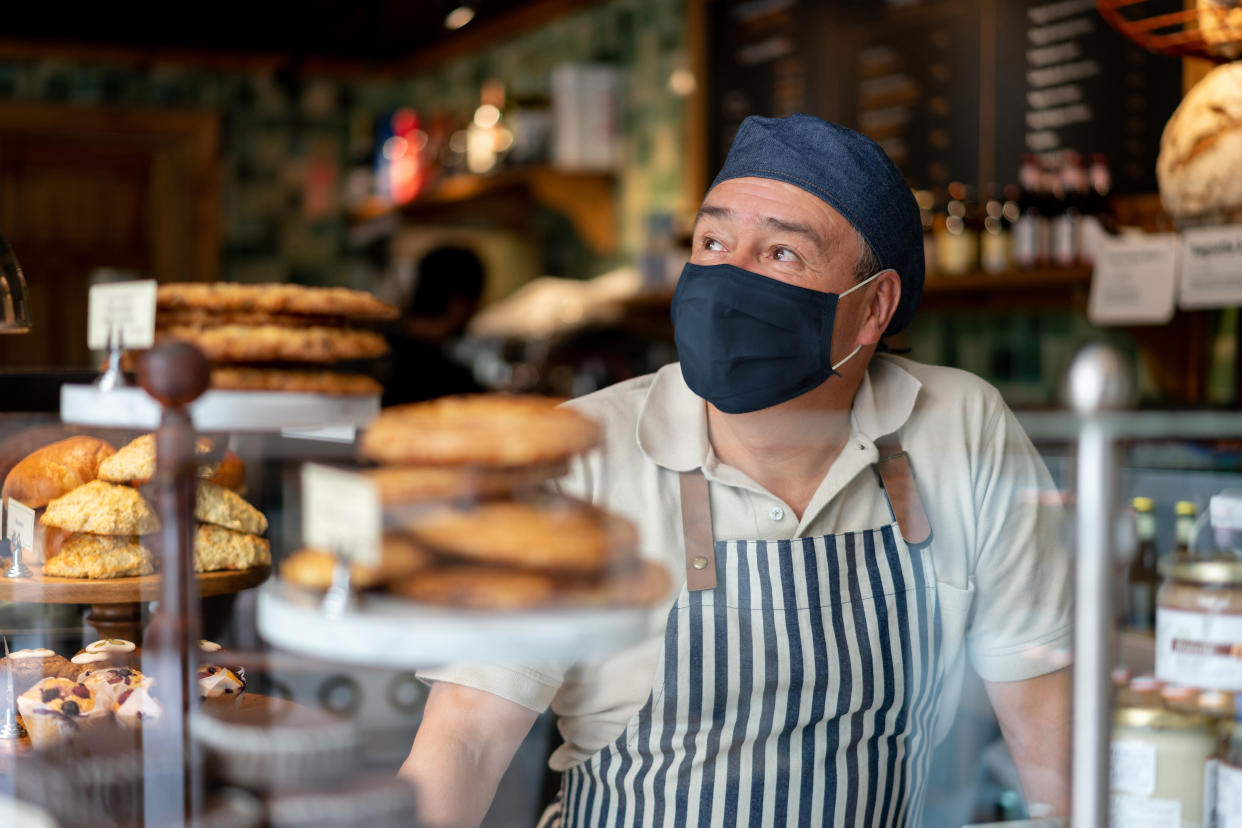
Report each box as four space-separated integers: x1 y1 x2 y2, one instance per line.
359 395 601 467
42 535 155 579
195 524 271 573
70 639 141 671
0 648 81 695
281 534 431 591
405 497 639 574
97 433 221 485
17 677 108 748
196 481 267 535
40 481 159 535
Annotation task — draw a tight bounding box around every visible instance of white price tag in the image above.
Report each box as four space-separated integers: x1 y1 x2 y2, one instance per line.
87 279 157 350
301 463 380 567
1088 234 1179 326
1110 794 1180 828
5 498 35 555
1111 739 1157 796
1180 225 1242 309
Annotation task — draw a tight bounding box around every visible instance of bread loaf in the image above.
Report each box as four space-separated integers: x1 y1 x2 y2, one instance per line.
1157 62 1242 219
0 437 116 509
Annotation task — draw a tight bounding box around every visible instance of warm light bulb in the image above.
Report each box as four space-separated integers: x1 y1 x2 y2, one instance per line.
473 104 501 129
444 6 475 30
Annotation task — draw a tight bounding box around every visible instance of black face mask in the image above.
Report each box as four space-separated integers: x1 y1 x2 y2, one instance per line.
670 262 880 414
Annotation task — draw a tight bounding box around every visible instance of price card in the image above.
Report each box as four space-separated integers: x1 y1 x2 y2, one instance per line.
87 279 157 350
301 463 380 567
1179 224 1242 309
1087 233 1179 326
5 498 35 555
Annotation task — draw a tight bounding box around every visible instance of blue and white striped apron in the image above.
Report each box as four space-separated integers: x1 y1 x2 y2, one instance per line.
540 506 943 826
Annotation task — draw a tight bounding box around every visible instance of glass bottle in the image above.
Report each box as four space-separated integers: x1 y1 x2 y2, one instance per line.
1175 501 1199 563
1128 496 1160 630
1013 155 1045 270
980 184 1012 275
936 181 979 276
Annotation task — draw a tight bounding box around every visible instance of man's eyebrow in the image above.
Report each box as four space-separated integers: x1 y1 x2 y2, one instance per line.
693 204 830 252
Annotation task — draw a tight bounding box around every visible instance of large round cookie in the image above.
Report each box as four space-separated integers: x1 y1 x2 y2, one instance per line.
365 462 567 506
388 560 670 610
157 283 398 320
209 367 381 396
359 395 601 467
156 325 389 364
404 497 637 574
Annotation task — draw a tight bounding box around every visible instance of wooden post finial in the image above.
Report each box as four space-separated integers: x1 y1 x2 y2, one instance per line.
137 341 211 408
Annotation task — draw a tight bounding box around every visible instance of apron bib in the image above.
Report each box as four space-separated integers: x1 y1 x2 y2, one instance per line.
541 445 944 828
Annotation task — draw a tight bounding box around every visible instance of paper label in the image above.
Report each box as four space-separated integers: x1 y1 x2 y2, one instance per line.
301 463 380 567
1220 762 1242 828
1156 606 1242 690
1110 794 1180 828
1180 225 1242 309
1111 739 1157 796
1088 233 1179 326
87 279 157 350
5 498 34 555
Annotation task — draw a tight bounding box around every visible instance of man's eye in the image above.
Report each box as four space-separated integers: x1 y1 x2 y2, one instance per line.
702 237 724 252
773 246 798 262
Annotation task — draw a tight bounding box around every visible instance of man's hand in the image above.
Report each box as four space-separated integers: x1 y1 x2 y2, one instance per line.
400 681 540 828
985 668 1071 817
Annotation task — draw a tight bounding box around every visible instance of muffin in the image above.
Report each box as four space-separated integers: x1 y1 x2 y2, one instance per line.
198 665 246 712
0 648 81 695
17 677 107 748
78 666 149 710
70 639 141 671
113 684 163 730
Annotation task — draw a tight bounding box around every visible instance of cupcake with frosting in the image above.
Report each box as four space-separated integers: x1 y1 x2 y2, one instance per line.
113 684 163 730
78 666 150 710
70 639 141 671
198 665 246 712
17 677 107 748
1 648 81 695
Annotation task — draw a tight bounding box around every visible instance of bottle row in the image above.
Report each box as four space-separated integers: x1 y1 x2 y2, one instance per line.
916 151 1114 278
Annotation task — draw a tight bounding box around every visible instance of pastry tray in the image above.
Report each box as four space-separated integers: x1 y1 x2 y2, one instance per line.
0 565 270 604
255 578 668 667
60 385 380 433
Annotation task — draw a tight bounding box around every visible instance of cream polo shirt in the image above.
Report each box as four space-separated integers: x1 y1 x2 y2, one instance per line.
419 355 1073 770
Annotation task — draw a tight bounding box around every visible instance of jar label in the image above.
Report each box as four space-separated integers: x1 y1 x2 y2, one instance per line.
1111 793 1180 828
1219 762 1242 827
1112 738 1157 796
1156 607 1242 689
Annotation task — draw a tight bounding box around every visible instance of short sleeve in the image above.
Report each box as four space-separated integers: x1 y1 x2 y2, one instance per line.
416 662 566 713
966 400 1073 683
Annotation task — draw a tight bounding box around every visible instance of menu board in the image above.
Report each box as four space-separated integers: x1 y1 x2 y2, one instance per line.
704 0 1183 196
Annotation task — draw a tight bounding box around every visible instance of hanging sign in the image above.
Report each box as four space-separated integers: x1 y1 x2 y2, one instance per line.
1087 233 1179 326
1179 224 1242 310
87 279 157 350
301 463 380 567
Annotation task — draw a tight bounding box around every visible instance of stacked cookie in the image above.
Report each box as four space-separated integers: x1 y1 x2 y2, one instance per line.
154 282 398 396
27 433 271 578
282 395 669 610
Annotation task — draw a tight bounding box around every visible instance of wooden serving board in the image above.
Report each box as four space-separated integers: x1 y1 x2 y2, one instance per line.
0 565 270 604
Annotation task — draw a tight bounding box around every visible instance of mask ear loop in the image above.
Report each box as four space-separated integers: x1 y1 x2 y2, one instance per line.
831 268 892 371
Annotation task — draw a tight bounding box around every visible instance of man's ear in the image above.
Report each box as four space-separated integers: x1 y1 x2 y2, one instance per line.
857 269 902 346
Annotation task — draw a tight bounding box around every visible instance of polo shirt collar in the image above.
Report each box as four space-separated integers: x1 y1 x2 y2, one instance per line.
635 356 923 474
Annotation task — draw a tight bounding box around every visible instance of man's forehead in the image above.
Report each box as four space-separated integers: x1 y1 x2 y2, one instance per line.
695 177 853 248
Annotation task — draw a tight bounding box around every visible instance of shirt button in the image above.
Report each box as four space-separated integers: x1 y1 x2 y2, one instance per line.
768 505 785 521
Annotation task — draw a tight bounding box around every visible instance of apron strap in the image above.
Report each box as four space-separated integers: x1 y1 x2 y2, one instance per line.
874 435 932 546
679 471 717 591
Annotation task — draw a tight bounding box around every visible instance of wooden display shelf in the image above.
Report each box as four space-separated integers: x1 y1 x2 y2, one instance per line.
399 166 618 255
920 266 1093 310
0 565 270 605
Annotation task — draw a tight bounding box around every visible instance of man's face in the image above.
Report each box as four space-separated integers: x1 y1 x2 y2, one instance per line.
690 177 865 296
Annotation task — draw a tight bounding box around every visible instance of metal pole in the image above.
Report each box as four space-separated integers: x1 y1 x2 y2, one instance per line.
1066 343 1134 828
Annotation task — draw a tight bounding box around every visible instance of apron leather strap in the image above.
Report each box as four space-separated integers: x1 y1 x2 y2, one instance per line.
679 471 717 591
874 435 932 546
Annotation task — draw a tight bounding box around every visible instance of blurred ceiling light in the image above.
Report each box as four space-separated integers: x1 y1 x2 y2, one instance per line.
473 104 501 129
668 68 697 96
382 136 409 160
445 6 475 30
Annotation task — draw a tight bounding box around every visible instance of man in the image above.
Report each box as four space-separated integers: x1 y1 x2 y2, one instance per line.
402 114 1072 827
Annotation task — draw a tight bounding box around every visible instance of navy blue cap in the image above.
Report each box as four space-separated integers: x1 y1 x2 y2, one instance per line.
710 114 924 337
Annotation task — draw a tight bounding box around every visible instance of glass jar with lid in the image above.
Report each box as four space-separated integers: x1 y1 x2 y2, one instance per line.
1112 706 1220 827
1157 561 1242 691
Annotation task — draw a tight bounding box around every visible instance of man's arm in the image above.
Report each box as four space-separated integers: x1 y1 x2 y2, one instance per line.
400 681 540 828
985 668 1071 817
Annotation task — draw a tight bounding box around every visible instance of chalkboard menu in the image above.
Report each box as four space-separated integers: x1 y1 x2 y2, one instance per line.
705 0 1183 196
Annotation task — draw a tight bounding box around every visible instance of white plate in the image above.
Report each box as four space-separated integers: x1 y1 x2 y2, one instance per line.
255 579 667 667
60 384 379 433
